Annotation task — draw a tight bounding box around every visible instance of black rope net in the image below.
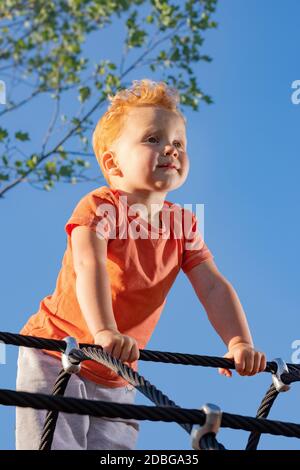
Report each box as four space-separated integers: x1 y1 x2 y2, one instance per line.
1 331 300 450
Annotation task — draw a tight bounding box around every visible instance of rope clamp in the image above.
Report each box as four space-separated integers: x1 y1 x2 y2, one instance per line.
62 336 81 374
191 403 222 450
272 358 290 392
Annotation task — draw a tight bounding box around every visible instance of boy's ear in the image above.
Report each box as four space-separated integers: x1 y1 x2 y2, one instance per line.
101 151 122 176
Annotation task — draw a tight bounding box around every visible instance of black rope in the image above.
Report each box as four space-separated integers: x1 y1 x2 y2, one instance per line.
38 345 227 450
38 370 72 450
0 331 282 375
77 347 193 434
245 384 279 450
0 332 66 352
78 346 225 449
281 364 300 385
200 433 226 450
2 389 300 439
3 331 300 449
7 331 300 385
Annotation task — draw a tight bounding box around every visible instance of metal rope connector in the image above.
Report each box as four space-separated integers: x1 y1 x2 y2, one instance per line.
62 336 82 374
191 403 222 450
272 358 290 392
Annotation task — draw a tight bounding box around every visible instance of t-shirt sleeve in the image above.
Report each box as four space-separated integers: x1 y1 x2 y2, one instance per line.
181 210 214 274
65 192 117 240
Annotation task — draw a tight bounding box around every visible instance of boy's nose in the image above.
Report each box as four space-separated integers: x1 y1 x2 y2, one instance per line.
163 144 178 157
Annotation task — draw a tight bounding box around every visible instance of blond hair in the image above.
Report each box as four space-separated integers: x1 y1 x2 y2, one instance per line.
92 78 186 185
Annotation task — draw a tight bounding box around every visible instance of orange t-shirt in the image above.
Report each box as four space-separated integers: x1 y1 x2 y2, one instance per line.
20 185 213 388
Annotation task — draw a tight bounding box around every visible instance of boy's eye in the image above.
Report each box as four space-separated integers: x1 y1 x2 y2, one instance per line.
174 141 182 148
147 136 159 143
146 136 183 148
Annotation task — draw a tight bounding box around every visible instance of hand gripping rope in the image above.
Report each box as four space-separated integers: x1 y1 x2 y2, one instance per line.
0 331 300 450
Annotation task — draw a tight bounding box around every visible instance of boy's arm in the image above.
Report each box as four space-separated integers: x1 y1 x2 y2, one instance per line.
70 226 140 363
71 225 118 335
186 258 266 377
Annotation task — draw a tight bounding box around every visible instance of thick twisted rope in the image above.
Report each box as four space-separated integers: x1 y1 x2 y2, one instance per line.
38 346 209 450
4 389 300 439
3 331 300 449
38 370 72 450
245 384 279 450
200 433 226 450
38 345 228 450
0 331 290 376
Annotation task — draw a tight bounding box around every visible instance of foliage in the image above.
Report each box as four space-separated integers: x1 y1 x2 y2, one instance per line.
0 0 217 197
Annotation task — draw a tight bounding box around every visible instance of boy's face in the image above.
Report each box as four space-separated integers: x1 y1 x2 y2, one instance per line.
104 105 189 193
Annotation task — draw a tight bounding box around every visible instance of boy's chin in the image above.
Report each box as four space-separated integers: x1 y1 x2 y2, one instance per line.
152 180 183 191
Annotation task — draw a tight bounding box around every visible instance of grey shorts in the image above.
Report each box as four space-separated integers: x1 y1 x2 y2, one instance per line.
15 346 140 450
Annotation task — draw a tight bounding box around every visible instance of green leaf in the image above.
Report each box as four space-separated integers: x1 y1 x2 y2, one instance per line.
2 155 8 166
75 158 85 166
0 0 217 194
0 127 8 141
59 165 73 177
78 86 91 102
25 154 38 169
15 131 30 141
145 15 154 24
58 150 67 159
44 180 54 191
45 161 57 174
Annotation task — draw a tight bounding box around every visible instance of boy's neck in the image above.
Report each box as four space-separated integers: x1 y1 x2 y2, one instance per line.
111 187 168 223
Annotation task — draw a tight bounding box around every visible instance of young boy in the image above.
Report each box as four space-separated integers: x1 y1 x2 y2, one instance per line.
16 79 266 450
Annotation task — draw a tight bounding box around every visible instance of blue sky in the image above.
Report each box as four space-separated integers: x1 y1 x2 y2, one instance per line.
1 0 300 450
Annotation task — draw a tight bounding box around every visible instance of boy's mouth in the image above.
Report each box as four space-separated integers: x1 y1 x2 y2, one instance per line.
157 163 178 170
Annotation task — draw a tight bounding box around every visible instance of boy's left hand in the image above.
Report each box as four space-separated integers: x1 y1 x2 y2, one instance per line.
218 342 267 377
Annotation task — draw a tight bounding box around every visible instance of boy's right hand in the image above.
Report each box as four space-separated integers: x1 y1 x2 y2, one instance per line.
93 328 140 364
